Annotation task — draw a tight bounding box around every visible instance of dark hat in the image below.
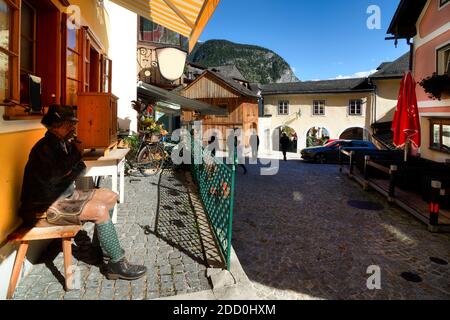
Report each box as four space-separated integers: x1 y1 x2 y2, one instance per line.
41 105 78 128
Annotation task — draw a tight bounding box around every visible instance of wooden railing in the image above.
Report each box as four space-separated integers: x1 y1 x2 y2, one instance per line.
339 149 448 230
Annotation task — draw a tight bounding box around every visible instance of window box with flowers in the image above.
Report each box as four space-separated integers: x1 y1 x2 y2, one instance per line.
419 73 450 101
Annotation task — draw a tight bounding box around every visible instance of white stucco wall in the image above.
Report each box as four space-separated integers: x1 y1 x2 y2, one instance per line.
259 93 373 152
105 1 138 134
373 78 401 123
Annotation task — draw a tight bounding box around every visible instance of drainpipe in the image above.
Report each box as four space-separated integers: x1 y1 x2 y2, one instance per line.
369 78 378 125
408 39 414 72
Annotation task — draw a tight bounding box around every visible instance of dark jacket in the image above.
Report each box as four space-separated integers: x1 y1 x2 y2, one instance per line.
280 135 290 151
19 131 86 224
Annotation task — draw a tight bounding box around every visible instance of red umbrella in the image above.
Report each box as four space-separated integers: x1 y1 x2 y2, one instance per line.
392 72 421 160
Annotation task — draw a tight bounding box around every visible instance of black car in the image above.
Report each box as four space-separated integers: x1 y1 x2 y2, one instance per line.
300 140 377 164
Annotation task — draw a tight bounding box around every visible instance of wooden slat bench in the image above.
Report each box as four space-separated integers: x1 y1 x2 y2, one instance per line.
6 221 81 299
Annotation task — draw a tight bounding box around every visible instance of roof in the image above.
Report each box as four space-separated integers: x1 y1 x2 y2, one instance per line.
387 0 428 39
376 62 391 71
261 78 373 95
249 83 262 96
200 70 259 98
137 81 228 116
208 65 247 82
370 53 410 79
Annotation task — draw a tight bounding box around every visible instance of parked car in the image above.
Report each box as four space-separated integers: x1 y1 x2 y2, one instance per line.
300 140 377 164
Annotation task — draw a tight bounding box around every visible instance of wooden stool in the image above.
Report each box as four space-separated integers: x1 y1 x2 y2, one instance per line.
6 221 81 299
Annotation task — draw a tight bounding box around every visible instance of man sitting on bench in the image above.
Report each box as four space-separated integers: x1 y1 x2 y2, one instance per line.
19 105 146 281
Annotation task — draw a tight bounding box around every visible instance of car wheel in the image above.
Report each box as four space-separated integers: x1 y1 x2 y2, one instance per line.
315 154 327 164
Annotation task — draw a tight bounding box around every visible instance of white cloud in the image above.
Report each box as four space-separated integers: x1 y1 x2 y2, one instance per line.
333 69 377 79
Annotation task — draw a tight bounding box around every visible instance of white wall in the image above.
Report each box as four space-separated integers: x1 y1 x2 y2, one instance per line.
261 92 373 152
105 0 138 134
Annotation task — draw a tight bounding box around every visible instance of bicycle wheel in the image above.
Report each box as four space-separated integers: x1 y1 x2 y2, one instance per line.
137 144 165 176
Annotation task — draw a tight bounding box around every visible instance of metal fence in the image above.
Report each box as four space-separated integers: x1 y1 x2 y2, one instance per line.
191 139 236 270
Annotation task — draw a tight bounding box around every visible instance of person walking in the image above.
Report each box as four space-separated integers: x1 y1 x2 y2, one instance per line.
280 132 290 161
208 134 218 157
250 132 260 162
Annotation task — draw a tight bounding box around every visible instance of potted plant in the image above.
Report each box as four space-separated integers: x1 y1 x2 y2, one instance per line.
139 117 167 142
419 73 450 100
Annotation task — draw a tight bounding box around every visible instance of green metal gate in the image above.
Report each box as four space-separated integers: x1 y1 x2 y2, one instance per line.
191 138 236 270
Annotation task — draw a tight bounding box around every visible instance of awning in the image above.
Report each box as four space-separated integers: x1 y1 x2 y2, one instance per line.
137 81 227 116
110 0 220 52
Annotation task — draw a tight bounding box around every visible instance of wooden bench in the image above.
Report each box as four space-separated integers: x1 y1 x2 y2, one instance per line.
6 221 81 299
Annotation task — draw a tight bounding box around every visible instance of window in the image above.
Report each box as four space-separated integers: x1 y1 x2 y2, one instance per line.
65 26 81 105
20 0 35 74
80 27 112 94
437 44 450 76
101 56 111 93
313 100 325 115
278 101 289 115
0 0 19 102
430 119 450 153
139 17 187 49
349 99 362 116
440 0 450 8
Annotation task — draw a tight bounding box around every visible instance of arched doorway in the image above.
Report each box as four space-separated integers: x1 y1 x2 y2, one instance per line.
306 127 330 147
340 127 365 140
272 126 298 153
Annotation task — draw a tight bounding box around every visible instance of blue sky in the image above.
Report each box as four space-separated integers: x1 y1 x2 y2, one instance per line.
199 0 410 81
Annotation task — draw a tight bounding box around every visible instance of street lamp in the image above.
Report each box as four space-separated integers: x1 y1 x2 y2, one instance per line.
155 47 188 81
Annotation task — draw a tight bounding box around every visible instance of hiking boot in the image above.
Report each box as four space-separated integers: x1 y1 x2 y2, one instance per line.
105 258 147 281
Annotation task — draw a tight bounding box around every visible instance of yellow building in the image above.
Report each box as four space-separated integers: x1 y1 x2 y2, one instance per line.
370 53 409 123
0 0 113 299
259 53 409 155
260 78 374 153
0 0 220 299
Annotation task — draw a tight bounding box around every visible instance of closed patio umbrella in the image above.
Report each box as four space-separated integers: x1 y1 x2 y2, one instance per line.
392 71 421 161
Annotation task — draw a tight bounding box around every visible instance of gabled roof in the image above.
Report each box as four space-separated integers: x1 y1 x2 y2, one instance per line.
208 65 247 82
261 78 373 95
370 53 410 79
387 0 428 39
187 69 259 98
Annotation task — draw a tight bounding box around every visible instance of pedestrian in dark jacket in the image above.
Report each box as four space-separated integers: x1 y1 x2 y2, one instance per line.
280 132 290 161
250 132 260 161
19 105 146 281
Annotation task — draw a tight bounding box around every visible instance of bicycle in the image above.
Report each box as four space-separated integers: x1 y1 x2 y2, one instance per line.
124 101 177 177
125 131 166 177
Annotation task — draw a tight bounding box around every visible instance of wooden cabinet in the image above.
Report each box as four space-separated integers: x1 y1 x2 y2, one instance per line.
77 93 118 150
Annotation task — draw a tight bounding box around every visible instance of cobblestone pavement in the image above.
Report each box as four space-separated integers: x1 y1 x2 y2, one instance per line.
233 159 450 300
13 169 212 300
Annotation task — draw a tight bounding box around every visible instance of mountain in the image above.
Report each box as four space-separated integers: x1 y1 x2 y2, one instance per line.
188 40 299 84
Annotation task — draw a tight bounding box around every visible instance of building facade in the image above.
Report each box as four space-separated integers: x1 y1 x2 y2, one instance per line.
0 0 113 299
259 78 375 153
182 69 259 149
388 0 450 162
0 0 221 299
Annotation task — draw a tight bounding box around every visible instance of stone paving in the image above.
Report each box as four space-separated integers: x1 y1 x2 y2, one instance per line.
12 169 212 300
233 158 450 300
